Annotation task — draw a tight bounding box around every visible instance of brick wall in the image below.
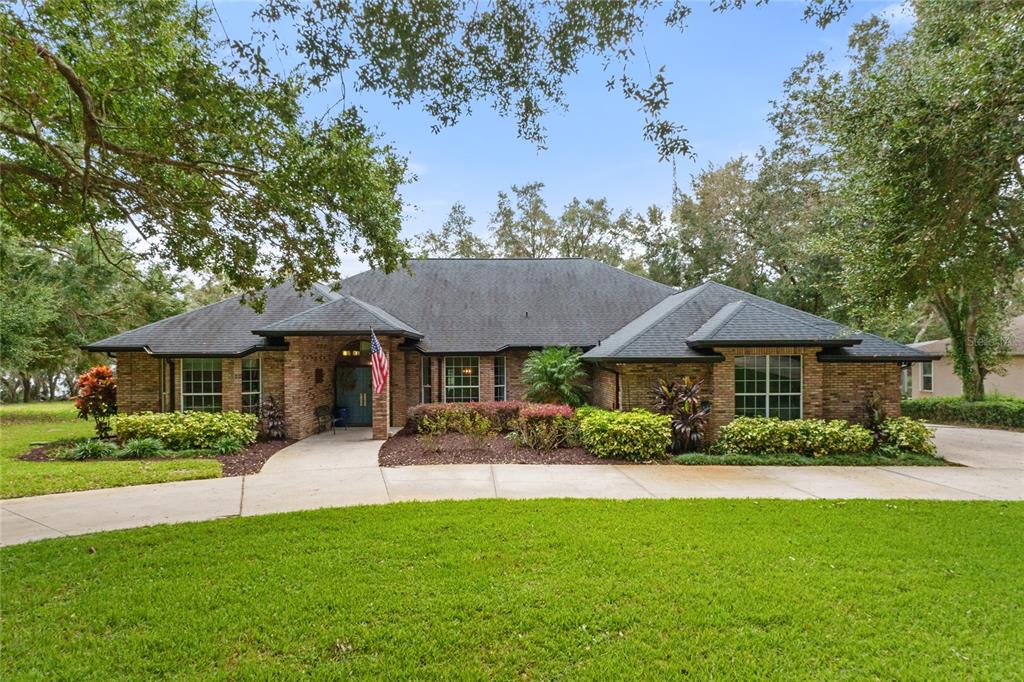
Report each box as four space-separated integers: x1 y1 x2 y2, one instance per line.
591 365 619 409
116 352 162 413
617 362 714 412
822 362 902 422
283 335 355 439
389 338 406 428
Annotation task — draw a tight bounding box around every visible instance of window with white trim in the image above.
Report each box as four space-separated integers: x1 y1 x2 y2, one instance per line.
921 361 933 391
241 358 261 414
181 358 222 412
494 355 507 401
735 355 802 420
444 356 479 402
421 356 433 403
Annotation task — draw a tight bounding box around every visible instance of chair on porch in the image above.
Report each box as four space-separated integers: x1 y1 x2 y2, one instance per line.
314 405 332 434
332 406 349 432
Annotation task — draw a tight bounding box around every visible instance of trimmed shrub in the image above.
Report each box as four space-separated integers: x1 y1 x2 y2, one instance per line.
880 417 936 456
117 437 164 459
577 408 672 461
902 396 1024 429
61 439 118 460
420 409 494 437
509 404 577 450
114 411 258 450
211 435 245 455
408 401 535 433
715 417 874 458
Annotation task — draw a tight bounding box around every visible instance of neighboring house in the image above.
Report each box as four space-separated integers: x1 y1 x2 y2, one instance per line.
906 314 1024 399
85 258 936 440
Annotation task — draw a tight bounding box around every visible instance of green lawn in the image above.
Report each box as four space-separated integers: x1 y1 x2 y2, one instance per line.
0 401 220 499
3 500 1021 679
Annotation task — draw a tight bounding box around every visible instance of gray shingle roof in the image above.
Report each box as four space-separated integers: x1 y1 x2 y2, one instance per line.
686 300 859 347
582 281 935 362
83 282 339 356
338 258 676 353
253 294 422 338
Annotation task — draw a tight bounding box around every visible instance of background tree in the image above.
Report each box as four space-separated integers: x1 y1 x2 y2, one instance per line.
490 183 559 258
2 0 407 300
557 198 635 266
781 2 1024 399
413 203 493 259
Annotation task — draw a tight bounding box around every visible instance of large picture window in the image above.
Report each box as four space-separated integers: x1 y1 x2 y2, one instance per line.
421 356 433 403
444 356 479 403
241 358 261 414
494 355 507 401
735 355 801 420
182 358 222 412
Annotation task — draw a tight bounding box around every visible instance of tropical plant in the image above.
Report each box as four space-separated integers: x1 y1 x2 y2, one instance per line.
653 377 710 453
211 436 245 456
522 347 589 407
260 396 287 440
61 439 118 460
73 366 117 438
863 391 888 447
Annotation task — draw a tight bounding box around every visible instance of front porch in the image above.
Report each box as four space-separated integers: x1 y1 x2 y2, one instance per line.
260 426 401 475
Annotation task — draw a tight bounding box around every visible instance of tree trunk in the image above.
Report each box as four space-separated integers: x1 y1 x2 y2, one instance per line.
47 374 59 401
931 291 986 401
19 372 31 403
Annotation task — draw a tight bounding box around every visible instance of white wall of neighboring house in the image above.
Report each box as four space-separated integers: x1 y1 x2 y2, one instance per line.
906 314 1024 399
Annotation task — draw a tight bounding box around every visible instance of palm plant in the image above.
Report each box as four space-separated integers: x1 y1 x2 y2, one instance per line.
522 346 589 406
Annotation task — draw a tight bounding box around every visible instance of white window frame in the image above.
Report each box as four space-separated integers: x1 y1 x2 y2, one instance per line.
921 361 933 392
734 354 803 420
241 357 262 414
421 356 432 403
494 355 507 401
900 365 912 397
443 356 480 403
181 358 223 413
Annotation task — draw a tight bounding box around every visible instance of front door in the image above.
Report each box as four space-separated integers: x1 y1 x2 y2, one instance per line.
335 366 373 426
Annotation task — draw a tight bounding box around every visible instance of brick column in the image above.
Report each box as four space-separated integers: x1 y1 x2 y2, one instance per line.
390 338 407 427
478 355 494 403
221 358 242 412
372 348 391 439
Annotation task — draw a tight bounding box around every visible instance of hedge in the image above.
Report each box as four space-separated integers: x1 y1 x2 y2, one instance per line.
114 411 258 450
407 401 529 433
510 405 577 450
902 396 1024 429
576 408 672 461
715 417 875 458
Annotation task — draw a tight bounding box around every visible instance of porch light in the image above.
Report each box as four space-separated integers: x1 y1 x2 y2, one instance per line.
341 350 351 356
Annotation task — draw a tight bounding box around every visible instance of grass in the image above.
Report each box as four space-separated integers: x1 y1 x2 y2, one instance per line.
673 450 950 466
0 401 220 499
2 499 1021 679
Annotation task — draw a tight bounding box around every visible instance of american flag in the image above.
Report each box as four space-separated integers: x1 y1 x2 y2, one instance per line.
370 329 389 394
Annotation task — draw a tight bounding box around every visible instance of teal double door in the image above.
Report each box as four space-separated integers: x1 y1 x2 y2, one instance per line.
335 366 373 426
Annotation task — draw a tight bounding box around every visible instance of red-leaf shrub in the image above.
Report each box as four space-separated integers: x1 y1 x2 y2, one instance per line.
74 365 117 438
511 404 577 449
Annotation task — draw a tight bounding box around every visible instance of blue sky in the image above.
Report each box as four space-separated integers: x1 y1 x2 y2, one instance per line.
210 1 911 272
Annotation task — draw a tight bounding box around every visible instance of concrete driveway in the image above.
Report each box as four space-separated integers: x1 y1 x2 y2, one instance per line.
931 424 1024 469
2 425 1021 547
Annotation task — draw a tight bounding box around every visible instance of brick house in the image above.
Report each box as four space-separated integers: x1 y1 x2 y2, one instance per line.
85 259 937 441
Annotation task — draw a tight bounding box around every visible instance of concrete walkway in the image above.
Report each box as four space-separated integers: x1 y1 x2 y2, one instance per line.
2 426 1021 547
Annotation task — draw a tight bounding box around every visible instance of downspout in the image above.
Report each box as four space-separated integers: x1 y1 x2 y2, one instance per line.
168 359 176 412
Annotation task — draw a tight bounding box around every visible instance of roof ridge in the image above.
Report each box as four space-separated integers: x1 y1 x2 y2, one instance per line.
345 295 423 336
701 280 847 329
600 282 711 356
687 300 746 341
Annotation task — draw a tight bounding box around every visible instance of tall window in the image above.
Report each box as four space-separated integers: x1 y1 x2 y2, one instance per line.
735 355 801 420
921 361 933 391
900 366 912 397
241 358 261 414
444 356 479 402
494 355 507 401
421 356 433 403
182 358 222 412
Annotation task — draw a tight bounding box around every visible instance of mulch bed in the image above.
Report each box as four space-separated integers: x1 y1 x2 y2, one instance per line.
379 428 635 466
217 439 294 476
18 439 295 477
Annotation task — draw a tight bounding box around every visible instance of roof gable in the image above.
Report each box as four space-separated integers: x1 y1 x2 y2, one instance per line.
253 294 422 338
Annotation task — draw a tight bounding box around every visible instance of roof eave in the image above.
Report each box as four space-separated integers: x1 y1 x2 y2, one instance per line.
80 342 289 358
686 339 861 349
816 352 941 363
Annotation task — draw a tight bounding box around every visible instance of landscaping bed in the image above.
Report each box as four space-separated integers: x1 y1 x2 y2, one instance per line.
2 499 1021 679
379 428 630 466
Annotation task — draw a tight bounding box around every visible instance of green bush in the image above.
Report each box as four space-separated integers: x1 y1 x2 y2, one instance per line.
880 417 936 456
715 417 875 458
577 408 671 461
902 396 1024 429
211 436 245 455
117 437 164 459
509 405 577 450
409 401 525 433
114 411 258 450
60 439 118 460
420 410 494 437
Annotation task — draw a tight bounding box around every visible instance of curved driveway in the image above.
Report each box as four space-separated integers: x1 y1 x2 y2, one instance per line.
2 425 1021 547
